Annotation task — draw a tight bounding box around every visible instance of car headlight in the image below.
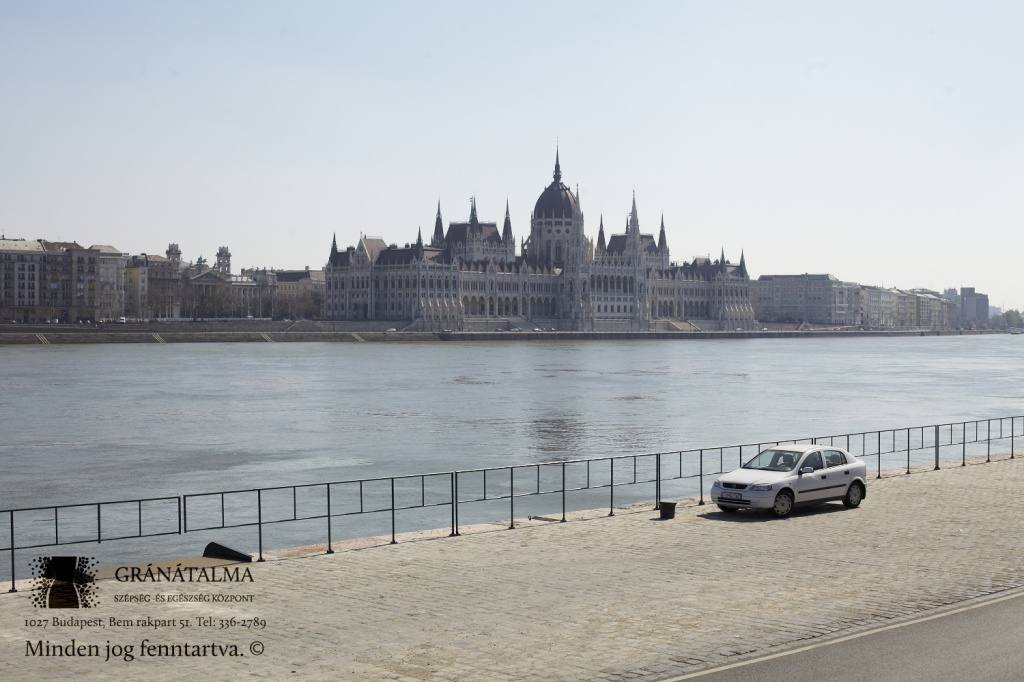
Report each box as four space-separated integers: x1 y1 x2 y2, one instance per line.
711 480 721 488
750 484 773 491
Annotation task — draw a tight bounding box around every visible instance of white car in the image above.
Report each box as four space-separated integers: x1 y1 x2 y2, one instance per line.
710 443 867 517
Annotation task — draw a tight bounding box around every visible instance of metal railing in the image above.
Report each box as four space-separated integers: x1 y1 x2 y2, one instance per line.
2 497 180 592
5 415 1021 591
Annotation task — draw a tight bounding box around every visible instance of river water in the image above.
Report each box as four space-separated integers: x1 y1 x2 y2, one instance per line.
1 335 1021 576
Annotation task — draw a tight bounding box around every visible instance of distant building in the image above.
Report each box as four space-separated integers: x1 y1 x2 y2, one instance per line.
267 267 324 320
752 274 860 326
960 287 990 327
0 238 109 323
324 152 755 330
92 245 128 322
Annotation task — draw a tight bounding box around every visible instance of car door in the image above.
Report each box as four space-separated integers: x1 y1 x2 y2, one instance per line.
822 449 854 500
791 450 829 502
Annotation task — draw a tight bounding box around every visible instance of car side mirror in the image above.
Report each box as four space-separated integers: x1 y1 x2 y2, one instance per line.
800 466 814 475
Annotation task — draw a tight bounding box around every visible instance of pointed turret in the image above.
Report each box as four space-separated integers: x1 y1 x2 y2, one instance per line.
432 201 444 246
330 232 339 260
597 215 606 252
658 215 667 250
739 249 748 277
416 227 424 258
553 146 562 184
628 192 641 246
502 199 513 242
720 248 727 272
469 195 480 233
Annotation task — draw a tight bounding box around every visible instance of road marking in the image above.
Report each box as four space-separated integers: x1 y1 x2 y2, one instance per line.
662 588 1024 680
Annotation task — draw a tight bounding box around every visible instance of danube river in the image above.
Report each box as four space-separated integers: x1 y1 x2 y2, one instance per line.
1 335 1021 576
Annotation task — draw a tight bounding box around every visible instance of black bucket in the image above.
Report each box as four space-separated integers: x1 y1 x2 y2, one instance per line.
659 501 677 520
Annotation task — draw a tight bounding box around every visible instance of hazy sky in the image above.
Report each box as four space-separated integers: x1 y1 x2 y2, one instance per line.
2 1 1022 309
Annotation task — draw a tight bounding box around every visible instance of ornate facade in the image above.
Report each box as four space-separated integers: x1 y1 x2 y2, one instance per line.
323 153 755 331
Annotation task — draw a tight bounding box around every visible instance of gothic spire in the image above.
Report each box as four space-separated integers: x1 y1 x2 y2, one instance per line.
629 191 639 235
553 146 562 184
502 199 513 242
597 215 606 252
470 195 480 233
658 214 667 250
432 200 444 247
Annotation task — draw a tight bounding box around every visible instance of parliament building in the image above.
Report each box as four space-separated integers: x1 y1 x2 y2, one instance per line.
324 153 755 331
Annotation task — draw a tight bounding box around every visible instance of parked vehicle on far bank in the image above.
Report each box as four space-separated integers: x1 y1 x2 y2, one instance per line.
710 444 867 517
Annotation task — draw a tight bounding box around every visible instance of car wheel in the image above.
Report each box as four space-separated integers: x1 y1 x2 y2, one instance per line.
772 490 794 518
716 504 738 513
843 482 864 509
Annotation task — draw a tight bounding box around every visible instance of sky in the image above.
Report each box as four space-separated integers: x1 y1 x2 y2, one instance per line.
1 0 1022 309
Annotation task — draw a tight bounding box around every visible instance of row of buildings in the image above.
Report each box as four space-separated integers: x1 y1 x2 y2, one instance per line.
752 275 990 330
1 152 994 330
0 238 323 324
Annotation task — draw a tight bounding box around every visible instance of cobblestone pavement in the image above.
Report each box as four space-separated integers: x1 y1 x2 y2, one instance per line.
2 454 1023 681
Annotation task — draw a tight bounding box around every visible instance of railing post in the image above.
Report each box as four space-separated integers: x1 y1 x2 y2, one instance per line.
655 453 661 510
560 462 566 522
609 459 615 517
96 504 102 544
8 513 15 593
1012 416 1016 460
987 420 991 462
178 497 183 535
450 472 460 537
138 499 143 537
877 432 881 479
906 428 911 474
698 449 705 506
509 467 515 530
962 423 966 467
326 483 334 554
934 424 940 470
257 489 264 562
390 478 397 544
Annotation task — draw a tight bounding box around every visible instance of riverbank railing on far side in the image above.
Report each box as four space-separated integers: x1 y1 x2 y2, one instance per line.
4 415 1021 590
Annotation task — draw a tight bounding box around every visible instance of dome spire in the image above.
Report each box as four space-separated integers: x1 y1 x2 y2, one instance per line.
553 145 562 184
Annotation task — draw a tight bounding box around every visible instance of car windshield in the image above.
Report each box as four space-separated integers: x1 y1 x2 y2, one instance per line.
743 449 802 472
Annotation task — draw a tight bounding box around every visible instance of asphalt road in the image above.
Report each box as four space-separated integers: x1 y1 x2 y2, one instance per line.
674 589 1024 682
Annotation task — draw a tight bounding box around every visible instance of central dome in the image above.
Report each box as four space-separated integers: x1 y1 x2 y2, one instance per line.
533 152 578 219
